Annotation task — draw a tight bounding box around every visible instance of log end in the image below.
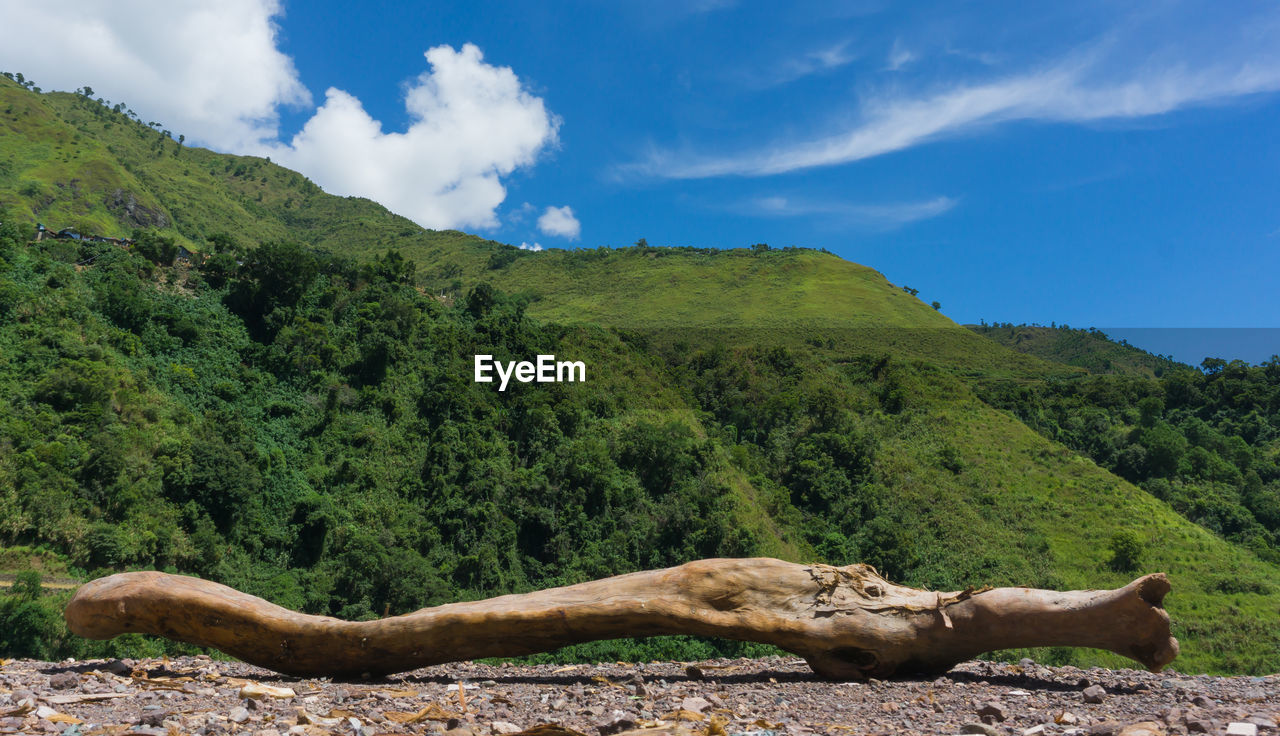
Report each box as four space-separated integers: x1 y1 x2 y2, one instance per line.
1123 572 1179 672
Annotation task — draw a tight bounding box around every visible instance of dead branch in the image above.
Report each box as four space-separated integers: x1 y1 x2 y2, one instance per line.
64 558 1178 680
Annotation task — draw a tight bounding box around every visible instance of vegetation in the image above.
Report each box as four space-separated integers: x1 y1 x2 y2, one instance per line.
968 323 1187 378
1 78 1279 675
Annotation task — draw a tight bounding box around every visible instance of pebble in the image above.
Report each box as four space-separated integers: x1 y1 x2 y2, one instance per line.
960 724 999 736
1084 685 1109 704
1228 724 1261 736
1116 722 1165 736
47 673 79 690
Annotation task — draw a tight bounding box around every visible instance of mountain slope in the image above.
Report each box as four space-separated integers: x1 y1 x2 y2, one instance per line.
1 79 1278 674
967 323 1189 377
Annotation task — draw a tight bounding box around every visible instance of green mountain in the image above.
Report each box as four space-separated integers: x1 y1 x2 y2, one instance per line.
2 78 1279 675
968 323 1189 377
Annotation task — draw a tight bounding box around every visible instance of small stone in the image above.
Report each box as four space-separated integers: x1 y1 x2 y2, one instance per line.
445 728 477 736
582 705 605 717
490 722 521 735
1024 726 1046 736
1083 685 1108 704
597 713 637 736
252 730 282 736
102 660 130 675
1190 695 1213 708
229 706 250 723
551 699 568 710
138 710 169 727
1117 723 1165 736
1185 719 1214 734
978 702 1007 722
1088 723 1122 736
47 673 78 690
685 665 704 680
1227 724 1260 736
1246 716 1277 730
682 696 712 714
960 724 999 736
1057 712 1080 726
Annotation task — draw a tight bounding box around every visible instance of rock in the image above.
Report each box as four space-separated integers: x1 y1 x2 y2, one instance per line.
445 727 477 736
229 706 251 723
490 721 521 734
1184 719 1214 734
102 660 130 675
47 673 78 690
1057 712 1081 726
681 697 712 714
1246 716 1277 730
685 665 704 680
138 710 169 727
1083 685 1108 704
598 713 638 735
960 724 999 736
240 683 297 699
1117 723 1165 736
978 702 1008 722
1088 723 1123 736
1024 726 1046 736
1190 695 1214 708
1227 724 1260 736
253 730 282 736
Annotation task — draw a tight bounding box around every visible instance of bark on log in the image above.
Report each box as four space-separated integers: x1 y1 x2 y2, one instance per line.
64 558 1178 680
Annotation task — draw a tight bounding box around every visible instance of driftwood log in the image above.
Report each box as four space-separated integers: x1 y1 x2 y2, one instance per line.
65 558 1178 680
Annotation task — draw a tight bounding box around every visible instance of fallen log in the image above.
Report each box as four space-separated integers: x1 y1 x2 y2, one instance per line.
64 558 1178 680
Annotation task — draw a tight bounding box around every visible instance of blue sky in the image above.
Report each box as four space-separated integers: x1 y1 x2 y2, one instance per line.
3 1 1279 356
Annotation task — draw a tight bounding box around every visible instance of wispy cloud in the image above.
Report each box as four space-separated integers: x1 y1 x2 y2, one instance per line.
633 38 1280 179
885 38 916 71
744 195 956 228
748 40 857 88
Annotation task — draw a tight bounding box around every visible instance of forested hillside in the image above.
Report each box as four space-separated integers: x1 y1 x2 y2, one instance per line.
1 77 1279 675
968 323 1188 377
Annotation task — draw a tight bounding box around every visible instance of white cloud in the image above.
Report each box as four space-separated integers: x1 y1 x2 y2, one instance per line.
267 44 559 230
0 3 559 231
0 0 309 151
519 242 544 251
885 39 916 71
749 195 956 228
748 40 857 88
537 205 581 239
635 36 1280 179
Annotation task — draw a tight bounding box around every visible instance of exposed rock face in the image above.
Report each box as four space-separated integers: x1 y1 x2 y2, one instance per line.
105 188 168 228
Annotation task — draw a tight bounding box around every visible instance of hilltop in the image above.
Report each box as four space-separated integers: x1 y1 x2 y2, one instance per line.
0 78 1278 676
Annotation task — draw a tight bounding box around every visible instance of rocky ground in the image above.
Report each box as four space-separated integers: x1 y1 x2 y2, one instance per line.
0 656 1275 736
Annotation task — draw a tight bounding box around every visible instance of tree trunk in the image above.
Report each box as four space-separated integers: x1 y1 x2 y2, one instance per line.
64 558 1178 680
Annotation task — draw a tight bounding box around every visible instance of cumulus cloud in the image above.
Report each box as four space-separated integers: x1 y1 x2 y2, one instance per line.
537 205 582 239
0 0 309 151
748 195 956 228
519 242 544 251
0 3 559 231
267 44 559 230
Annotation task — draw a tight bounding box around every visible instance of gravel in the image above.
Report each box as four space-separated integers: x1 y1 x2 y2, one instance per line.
0 655 1275 736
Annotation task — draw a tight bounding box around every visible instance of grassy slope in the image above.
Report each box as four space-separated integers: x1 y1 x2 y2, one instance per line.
967 324 1190 377
881 371 1280 674
2 80 1277 673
